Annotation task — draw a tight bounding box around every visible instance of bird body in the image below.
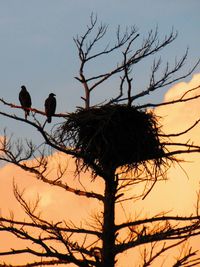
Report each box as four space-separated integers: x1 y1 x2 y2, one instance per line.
19 85 32 119
45 93 56 123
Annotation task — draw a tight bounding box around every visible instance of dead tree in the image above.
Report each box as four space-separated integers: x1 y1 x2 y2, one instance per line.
0 14 200 267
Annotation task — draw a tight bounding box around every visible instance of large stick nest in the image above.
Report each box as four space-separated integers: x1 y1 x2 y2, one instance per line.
56 105 168 172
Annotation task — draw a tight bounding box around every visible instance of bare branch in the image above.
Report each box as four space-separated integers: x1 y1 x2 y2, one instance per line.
141 239 187 267
116 215 200 232
0 260 67 267
0 98 69 118
160 118 200 138
173 244 200 267
137 84 200 109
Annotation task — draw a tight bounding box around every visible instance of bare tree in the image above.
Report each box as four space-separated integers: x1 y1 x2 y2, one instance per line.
0 14 200 267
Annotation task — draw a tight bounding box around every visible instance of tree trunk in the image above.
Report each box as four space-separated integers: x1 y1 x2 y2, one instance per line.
101 173 117 267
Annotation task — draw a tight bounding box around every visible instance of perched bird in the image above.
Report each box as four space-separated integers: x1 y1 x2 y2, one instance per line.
45 93 56 123
19 85 32 119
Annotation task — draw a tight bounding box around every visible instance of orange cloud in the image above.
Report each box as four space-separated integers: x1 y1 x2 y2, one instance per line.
152 73 200 214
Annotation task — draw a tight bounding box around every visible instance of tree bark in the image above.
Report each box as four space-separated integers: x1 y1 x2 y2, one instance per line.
101 173 117 267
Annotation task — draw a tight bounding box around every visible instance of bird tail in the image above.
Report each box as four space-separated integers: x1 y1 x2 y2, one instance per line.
24 110 30 120
24 109 30 120
47 116 52 123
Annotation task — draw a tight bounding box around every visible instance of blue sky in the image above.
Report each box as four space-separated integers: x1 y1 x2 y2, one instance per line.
0 0 199 138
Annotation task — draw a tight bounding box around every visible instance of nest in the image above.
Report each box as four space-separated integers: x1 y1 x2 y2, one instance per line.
56 105 168 173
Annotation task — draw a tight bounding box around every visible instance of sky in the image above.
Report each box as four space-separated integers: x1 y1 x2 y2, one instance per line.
0 1 200 131
0 0 200 266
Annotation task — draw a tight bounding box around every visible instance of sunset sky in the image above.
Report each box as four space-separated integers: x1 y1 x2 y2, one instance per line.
1 75 200 265
0 1 200 266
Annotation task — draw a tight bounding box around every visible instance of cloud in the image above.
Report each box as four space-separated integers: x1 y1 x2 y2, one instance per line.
1 73 200 265
0 153 104 265
142 73 200 213
155 73 200 204
158 73 200 134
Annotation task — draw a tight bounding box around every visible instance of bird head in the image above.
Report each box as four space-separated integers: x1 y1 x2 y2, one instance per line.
21 85 26 90
49 93 56 97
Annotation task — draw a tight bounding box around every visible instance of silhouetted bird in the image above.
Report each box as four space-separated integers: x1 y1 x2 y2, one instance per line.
45 93 56 123
19 85 32 119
